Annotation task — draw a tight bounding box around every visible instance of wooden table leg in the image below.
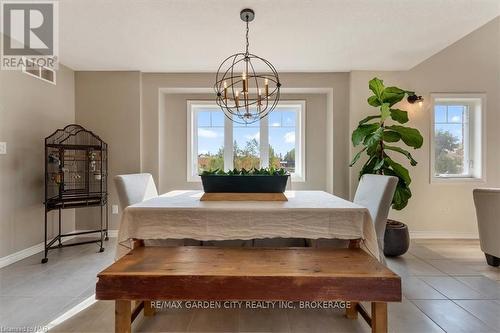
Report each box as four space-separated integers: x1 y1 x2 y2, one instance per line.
115 300 132 333
345 301 358 319
371 302 387 333
144 300 155 316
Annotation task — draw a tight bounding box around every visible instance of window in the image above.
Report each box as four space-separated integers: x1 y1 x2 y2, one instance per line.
233 119 261 170
268 108 300 173
192 108 225 174
188 101 305 182
431 94 485 181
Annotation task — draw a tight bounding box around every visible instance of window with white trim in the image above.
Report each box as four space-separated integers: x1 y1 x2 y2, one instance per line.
188 101 305 181
431 94 485 181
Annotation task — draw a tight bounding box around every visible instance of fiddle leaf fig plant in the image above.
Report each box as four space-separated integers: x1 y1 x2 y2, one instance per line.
350 78 423 210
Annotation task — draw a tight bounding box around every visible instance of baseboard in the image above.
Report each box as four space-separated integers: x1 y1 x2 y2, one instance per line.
0 229 118 269
0 234 77 269
410 231 479 239
44 294 97 332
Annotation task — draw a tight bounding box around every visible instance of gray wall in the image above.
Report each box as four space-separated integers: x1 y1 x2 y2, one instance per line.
1 16 497 260
142 73 351 198
159 93 328 192
0 65 75 258
349 17 500 237
70 18 499 238
74 71 141 230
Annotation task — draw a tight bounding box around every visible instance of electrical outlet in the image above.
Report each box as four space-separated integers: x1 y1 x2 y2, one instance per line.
112 205 119 214
0 142 6 154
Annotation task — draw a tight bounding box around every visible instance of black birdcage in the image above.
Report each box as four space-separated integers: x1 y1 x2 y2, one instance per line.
42 124 108 263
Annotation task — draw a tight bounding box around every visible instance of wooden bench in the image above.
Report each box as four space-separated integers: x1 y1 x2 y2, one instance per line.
96 245 401 333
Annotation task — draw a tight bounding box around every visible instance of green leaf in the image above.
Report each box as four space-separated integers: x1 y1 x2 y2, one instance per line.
381 86 405 106
363 127 384 148
359 156 378 178
385 145 418 166
382 130 401 143
380 103 391 122
350 147 367 167
385 125 423 148
369 78 385 98
367 142 380 156
385 157 411 185
367 95 381 107
352 123 380 146
358 115 381 125
392 183 412 210
373 158 385 171
390 109 409 124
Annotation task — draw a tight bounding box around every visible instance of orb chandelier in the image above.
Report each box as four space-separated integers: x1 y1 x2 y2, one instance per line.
214 8 281 124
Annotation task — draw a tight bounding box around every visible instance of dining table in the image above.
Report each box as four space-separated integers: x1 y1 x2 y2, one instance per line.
116 190 380 260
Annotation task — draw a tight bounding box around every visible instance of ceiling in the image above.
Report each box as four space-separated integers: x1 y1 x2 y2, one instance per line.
59 0 500 72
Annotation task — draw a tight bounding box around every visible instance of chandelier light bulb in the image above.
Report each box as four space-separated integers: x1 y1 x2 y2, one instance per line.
235 90 240 107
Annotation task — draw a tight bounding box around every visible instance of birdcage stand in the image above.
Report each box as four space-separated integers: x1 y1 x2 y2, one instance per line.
42 196 108 264
42 124 109 264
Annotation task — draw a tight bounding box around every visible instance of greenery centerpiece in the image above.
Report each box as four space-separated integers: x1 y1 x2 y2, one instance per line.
200 167 289 193
350 78 424 255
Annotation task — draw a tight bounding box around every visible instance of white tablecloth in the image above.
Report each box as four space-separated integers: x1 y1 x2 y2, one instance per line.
116 190 380 259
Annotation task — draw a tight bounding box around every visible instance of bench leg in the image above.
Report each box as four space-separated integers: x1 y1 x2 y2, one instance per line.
143 300 155 316
116 300 132 333
371 302 387 333
345 301 358 319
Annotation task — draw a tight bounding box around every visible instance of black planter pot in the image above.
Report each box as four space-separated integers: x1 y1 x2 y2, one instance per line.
384 220 410 257
201 175 289 193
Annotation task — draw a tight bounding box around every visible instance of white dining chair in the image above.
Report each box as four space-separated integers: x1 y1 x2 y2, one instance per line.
311 174 397 260
354 174 398 256
114 173 158 209
114 173 196 246
473 188 500 266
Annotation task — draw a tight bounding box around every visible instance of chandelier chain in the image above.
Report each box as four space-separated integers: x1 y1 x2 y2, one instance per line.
245 17 249 56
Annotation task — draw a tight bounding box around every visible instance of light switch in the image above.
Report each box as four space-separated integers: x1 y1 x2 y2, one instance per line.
0 142 6 154
112 205 119 214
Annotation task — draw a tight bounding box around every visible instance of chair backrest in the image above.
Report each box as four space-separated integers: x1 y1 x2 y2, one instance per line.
114 173 158 209
473 188 500 256
354 174 398 252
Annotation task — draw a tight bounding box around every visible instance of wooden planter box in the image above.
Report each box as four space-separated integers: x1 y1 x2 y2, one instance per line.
201 175 289 193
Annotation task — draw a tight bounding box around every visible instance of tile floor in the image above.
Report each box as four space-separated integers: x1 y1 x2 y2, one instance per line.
0 237 116 330
0 239 498 332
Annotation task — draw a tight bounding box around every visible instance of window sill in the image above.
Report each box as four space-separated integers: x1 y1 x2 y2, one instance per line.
431 176 486 184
